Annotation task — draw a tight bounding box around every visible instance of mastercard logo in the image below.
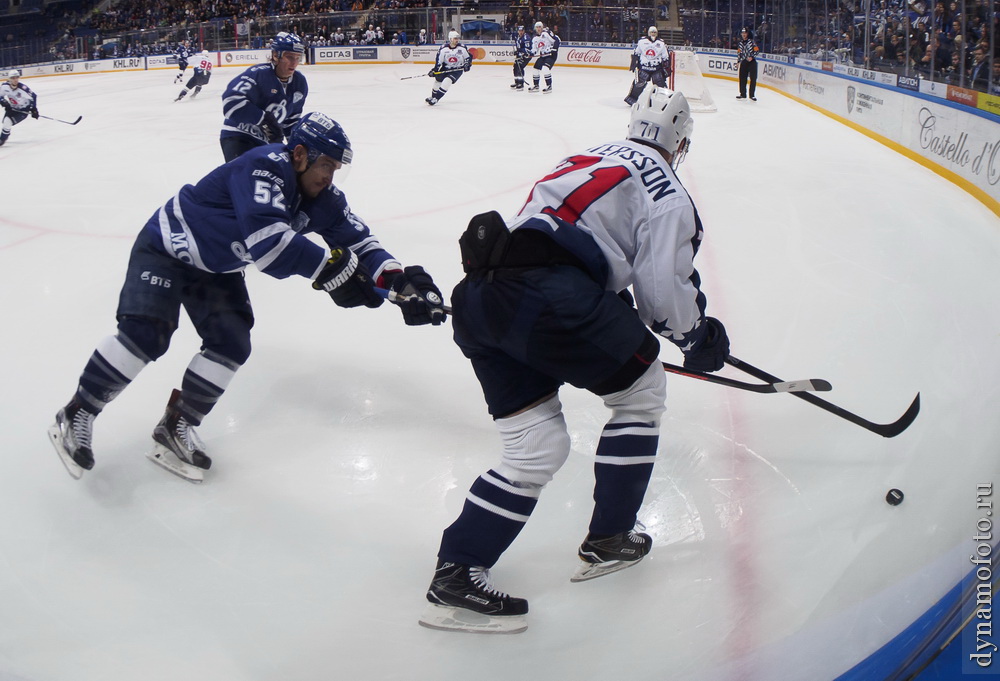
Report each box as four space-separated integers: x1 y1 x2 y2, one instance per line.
469 47 486 59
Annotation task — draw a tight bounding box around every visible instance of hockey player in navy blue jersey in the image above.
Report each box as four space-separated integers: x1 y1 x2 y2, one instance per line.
0 69 38 146
173 40 193 84
418 85 729 634
425 31 472 106
510 25 532 90
220 32 309 161
48 112 446 484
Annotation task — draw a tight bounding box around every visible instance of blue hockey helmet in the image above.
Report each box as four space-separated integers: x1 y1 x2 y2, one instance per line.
288 112 353 165
271 31 305 55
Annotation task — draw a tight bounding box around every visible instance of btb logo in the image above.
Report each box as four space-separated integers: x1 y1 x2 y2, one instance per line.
847 86 856 113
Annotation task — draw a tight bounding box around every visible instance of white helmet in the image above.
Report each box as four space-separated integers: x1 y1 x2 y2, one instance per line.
648 26 658 38
627 84 693 166
448 30 460 41
7 69 20 79
200 50 209 56
534 21 544 31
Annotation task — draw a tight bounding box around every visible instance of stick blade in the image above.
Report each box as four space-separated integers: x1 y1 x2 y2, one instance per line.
871 393 921 438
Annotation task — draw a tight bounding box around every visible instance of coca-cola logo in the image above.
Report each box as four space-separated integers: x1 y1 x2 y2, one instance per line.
565 49 602 63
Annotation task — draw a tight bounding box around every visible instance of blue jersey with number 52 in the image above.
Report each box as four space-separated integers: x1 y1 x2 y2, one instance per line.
220 63 308 145
138 144 399 281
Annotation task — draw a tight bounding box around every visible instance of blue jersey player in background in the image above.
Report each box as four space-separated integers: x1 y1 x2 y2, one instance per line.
48 112 446 484
173 40 193 84
220 32 309 162
510 25 532 91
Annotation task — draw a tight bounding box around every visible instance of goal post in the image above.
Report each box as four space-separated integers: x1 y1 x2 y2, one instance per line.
669 50 718 113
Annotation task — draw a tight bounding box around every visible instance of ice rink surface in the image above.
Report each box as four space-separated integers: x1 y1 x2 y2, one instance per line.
1 62 998 681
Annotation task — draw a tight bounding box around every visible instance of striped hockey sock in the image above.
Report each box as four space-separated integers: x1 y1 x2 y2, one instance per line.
589 420 658 535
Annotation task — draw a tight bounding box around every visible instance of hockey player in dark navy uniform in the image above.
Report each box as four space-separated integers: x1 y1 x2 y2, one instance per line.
48 112 446 484
510 25 532 90
418 85 729 634
173 41 193 84
220 32 309 161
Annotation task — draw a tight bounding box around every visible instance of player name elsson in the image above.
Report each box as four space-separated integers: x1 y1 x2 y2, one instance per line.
588 142 677 201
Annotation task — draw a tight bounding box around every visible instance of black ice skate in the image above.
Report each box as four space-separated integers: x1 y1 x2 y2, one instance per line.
425 96 438 106
571 529 652 582
147 389 212 483
191 86 202 99
47 398 97 479
418 561 528 634
542 84 552 93
527 84 540 92
175 90 187 102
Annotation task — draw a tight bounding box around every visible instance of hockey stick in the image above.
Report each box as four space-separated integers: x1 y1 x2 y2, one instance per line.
39 114 82 125
373 287 828 394
725 355 921 438
661 361 831 394
399 68 463 80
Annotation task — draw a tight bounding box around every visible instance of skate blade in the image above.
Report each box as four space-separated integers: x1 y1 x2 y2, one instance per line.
146 445 204 484
418 604 527 634
570 555 645 583
47 424 83 480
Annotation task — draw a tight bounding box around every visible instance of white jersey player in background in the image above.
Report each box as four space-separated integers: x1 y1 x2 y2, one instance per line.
0 69 38 147
425 31 472 106
418 84 730 634
528 21 560 92
624 26 670 105
175 50 213 102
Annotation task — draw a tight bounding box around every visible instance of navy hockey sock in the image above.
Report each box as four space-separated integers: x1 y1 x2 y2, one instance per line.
588 421 658 535
438 469 540 567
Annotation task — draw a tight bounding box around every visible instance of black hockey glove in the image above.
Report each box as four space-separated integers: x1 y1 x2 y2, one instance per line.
261 112 283 143
29 107 39 119
387 266 446 326
312 248 384 309
428 67 438 76
682 317 729 373
463 61 471 72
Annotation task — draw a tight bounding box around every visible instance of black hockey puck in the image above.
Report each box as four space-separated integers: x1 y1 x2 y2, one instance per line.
886 488 904 506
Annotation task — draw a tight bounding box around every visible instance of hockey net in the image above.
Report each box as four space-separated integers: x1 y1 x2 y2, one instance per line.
669 51 718 113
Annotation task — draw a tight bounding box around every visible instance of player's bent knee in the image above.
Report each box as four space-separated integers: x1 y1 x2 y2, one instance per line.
117 315 175 360
494 394 571 487
602 361 667 424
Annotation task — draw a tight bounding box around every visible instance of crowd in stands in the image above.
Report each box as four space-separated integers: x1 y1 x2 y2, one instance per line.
3 0 997 93
684 0 997 92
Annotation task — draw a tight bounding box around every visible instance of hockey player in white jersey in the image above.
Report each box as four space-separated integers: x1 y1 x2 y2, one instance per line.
528 21 559 92
425 30 472 106
419 84 729 634
175 50 213 102
0 70 39 146
624 26 670 105
48 112 446 484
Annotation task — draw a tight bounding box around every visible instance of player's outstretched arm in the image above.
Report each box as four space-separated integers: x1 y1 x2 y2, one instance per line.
312 248 384 309
382 266 447 326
